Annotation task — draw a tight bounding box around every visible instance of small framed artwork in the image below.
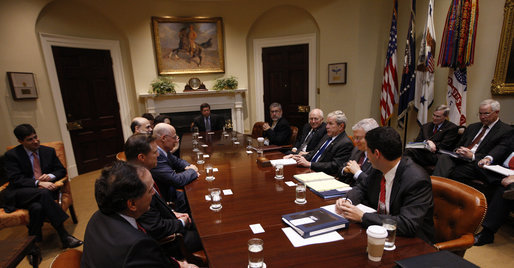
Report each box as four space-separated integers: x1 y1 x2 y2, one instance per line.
328 63 347 85
151 16 225 75
7 72 38 100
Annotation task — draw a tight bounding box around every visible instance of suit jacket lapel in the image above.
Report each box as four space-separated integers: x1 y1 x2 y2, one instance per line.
476 120 502 152
389 159 406 209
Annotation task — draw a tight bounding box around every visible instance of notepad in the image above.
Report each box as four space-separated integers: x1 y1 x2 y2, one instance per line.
483 165 514 176
305 180 350 192
293 172 335 183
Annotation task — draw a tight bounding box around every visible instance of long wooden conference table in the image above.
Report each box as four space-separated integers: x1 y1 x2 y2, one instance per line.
182 131 436 267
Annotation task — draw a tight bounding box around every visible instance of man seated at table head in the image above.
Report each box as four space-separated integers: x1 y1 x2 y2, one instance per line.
335 126 434 243
124 134 202 256
284 108 326 156
81 161 194 268
192 103 224 132
262 102 292 146
155 114 172 125
151 123 198 211
131 116 153 134
337 118 379 186
142 113 155 128
2 123 82 248
403 104 459 167
432 99 513 183
292 110 354 176
473 136 514 246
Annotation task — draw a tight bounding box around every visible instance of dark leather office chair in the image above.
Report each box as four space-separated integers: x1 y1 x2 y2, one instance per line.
0 141 78 230
116 151 127 161
281 125 298 149
159 233 208 266
251 121 265 139
431 176 487 257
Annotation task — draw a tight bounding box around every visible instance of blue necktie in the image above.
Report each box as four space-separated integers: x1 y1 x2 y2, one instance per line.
205 117 211 131
311 138 331 162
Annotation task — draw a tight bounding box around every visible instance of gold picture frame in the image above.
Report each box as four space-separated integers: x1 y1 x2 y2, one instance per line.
491 0 514 95
151 16 225 75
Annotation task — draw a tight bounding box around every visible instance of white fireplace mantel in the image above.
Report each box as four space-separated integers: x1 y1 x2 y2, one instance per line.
139 89 247 133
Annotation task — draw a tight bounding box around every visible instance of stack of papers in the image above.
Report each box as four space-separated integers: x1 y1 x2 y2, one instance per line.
293 172 351 199
405 141 430 150
293 172 335 183
270 158 297 166
483 165 514 176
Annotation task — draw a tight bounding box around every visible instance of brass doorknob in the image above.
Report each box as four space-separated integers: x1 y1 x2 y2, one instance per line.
297 105 310 113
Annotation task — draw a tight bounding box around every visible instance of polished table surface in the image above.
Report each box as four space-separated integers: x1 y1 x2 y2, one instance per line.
182 131 436 267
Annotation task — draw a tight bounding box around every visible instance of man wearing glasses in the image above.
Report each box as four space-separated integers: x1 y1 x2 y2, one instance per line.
151 123 199 213
433 99 513 184
262 103 291 146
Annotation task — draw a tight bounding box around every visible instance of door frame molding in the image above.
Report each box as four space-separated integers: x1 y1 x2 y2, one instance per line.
39 33 131 177
253 33 317 122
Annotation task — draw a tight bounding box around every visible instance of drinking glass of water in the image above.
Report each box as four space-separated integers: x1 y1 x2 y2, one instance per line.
274 164 284 180
295 183 307 204
209 188 222 211
205 164 214 181
382 218 397 251
196 152 204 165
248 238 264 268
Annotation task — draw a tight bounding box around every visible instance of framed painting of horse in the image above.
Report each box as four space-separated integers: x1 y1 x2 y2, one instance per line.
152 16 225 74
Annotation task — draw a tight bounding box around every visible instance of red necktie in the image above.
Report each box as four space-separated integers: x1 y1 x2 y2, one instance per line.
357 154 365 166
378 176 386 214
467 126 488 149
136 222 147 234
32 152 42 180
509 156 514 170
152 179 162 196
433 125 438 135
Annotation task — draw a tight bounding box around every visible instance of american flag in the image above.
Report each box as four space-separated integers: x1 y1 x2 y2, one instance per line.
380 0 399 126
447 68 467 126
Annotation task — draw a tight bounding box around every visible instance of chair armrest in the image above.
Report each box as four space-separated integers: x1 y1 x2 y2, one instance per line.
158 233 183 246
433 233 474 252
0 182 8 192
54 177 68 188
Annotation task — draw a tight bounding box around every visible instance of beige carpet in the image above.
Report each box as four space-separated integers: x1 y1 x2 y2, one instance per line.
1 169 513 267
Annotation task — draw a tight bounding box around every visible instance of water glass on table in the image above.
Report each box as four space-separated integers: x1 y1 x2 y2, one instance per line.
382 218 397 251
257 137 264 155
274 164 284 180
196 152 204 165
294 183 307 204
205 164 214 181
209 188 222 211
248 238 264 268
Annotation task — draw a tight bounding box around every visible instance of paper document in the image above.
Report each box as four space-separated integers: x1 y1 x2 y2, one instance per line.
270 158 297 166
293 172 334 183
483 165 514 176
357 204 377 213
282 227 343 247
405 141 430 150
305 180 350 192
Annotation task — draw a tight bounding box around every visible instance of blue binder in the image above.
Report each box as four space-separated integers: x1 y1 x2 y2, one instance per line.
282 208 349 238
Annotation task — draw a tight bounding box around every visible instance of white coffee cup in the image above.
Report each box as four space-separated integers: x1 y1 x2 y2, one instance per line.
366 225 388 262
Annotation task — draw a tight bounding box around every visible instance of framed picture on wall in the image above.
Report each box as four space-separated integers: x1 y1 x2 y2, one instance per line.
151 16 225 75
328 63 347 85
7 72 38 100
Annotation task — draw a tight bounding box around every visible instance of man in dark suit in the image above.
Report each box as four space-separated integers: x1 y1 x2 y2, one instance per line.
2 124 82 248
335 127 434 243
262 102 291 146
192 103 225 132
433 99 513 183
404 104 459 167
124 134 202 256
473 137 514 246
293 110 354 176
81 161 194 268
284 108 326 155
152 123 199 212
338 118 379 186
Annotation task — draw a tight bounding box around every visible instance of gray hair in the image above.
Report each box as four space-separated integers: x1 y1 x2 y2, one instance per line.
269 102 282 110
153 123 173 138
327 110 347 126
352 118 379 132
309 108 324 119
435 104 450 116
480 99 500 112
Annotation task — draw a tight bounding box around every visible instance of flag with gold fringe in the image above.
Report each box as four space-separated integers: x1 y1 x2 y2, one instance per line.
398 0 416 129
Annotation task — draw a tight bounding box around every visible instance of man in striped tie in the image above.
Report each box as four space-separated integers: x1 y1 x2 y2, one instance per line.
292 110 353 176
335 127 434 243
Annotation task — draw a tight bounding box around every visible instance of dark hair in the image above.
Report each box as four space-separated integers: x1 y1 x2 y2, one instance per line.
130 121 139 133
154 114 172 125
365 127 402 161
94 161 147 215
124 134 156 161
14 124 36 140
200 103 210 111
142 113 155 121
